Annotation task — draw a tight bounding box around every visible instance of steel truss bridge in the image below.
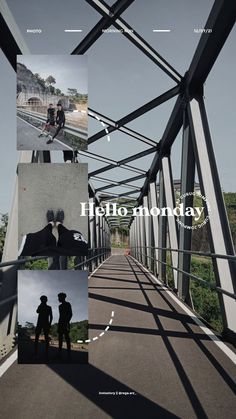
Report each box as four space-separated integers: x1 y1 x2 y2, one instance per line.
0 1 236 418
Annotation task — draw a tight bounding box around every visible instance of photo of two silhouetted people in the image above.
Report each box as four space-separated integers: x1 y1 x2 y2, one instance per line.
18 271 88 364
35 293 72 358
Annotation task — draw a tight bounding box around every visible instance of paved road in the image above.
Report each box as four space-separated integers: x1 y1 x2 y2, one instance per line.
0 255 236 418
17 117 72 150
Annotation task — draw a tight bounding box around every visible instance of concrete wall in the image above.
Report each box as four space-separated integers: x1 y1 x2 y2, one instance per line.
18 163 88 247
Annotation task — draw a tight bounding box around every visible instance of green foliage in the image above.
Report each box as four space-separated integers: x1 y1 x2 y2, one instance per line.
24 259 48 270
190 257 223 332
45 75 56 86
0 213 8 260
18 320 88 343
50 320 88 343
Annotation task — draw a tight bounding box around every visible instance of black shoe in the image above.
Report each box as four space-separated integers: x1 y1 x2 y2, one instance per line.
55 209 64 224
46 139 53 144
38 133 43 137
47 209 55 223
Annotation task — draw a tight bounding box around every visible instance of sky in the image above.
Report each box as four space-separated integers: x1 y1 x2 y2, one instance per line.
18 270 88 326
0 0 235 215
17 55 87 94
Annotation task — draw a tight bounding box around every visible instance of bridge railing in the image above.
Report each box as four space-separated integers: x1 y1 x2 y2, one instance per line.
0 248 111 272
17 108 88 141
130 246 236 301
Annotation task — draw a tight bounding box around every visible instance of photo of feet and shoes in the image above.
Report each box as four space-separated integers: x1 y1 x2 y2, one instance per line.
18 163 88 269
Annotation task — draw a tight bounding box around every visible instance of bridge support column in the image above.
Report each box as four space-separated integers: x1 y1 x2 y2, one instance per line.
139 206 146 266
143 195 151 269
162 156 178 289
89 197 96 271
158 170 167 283
177 111 195 306
188 96 236 338
149 182 159 276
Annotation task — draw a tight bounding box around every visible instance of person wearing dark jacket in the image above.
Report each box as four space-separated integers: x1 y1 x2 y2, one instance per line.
38 103 55 137
47 103 65 144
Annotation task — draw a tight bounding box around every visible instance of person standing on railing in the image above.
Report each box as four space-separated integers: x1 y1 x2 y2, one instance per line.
38 103 55 138
34 295 53 358
47 103 65 144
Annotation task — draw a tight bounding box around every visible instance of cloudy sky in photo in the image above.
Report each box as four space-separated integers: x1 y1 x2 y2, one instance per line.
17 55 87 94
18 270 88 326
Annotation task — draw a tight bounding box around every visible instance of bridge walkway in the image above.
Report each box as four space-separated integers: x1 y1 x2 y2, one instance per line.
0 255 235 418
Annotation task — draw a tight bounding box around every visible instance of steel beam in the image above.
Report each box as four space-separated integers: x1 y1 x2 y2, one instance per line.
85 0 182 82
88 85 180 145
72 0 135 54
158 169 167 283
162 156 178 289
143 195 151 269
89 109 157 146
89 147 151 177
149 182 159 276
177 112 195 305
188 96 236 336
187 0 236 90
0 0 30 69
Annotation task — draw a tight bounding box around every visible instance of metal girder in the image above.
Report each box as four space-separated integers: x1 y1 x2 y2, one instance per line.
81 150 146 177
72 0 135 54
138 94 184 204
177 112 195 305
143 195 151 269
88 146 155 177
162 156 178 289
92 173 145 187
89 108 157 146
85 0 182 83
88 85 180 145
187 0 236 91
137 1 236 206
0 0 30 68
95 183 140 192
158 169 167 282
149 182 159 275
187 96 236 336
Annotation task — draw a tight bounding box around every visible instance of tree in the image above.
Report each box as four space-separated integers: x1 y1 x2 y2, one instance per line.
55 88 62 95
67 88 77 97
34 73 46 90
0 213 8 261
45 76 56 93
45 75 56 87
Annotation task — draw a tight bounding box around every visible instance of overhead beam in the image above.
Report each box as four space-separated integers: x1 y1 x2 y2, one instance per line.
85 0 182 82
0 0 30 69
137 0 236 205
88 85 180 145
89 108 157 146
89 146 156 177
72 0 135 54
187 0 236 90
